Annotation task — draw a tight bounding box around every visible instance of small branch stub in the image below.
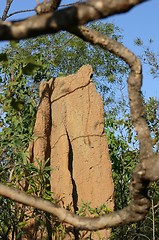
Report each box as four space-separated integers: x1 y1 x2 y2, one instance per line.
35 0 61 14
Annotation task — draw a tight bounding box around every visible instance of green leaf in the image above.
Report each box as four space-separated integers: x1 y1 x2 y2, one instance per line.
17 221 26 228
10 40 19 48
134 37 143 46
0 53 8 62
10 98 24 111
22 62 41 75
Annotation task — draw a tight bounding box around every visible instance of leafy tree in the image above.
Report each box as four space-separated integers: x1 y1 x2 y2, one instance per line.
0 20 158 239
0 0 159 239
0 21 130 239
134 38 159 79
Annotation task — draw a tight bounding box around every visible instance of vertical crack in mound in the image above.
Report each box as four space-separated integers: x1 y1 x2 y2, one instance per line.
67 131 78 212
67 131 79 239
45 83 52 165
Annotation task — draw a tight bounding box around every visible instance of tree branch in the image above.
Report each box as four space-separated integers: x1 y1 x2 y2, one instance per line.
1 0 13 21
69 26 153 158
6 9 35 20
0 0 148 41
0 181 151 230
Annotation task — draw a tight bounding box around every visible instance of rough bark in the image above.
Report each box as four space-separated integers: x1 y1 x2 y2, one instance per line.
0 0 147 40
1 0 13 21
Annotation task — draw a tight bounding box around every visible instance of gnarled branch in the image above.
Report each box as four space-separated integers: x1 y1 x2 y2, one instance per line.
0 0 148 41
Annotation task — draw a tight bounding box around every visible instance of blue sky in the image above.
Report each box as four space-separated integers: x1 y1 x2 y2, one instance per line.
0 0 158 99
107 0 159 99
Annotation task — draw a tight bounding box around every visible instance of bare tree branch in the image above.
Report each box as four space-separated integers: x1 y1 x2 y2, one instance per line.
70 26 153 158
3 2 80 20
0 180 151 230
0 0 148 41
6 9 35 19
1 0 13 21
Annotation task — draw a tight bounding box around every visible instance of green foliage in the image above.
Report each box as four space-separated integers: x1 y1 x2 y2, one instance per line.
76 201 112 217
145 97 159 150
76 202 112 239
134 37 143 46
0 21 158 240
0 53 8 62
0 159 57 239
106 96 159 239
134 38 159 79
22 62 42 75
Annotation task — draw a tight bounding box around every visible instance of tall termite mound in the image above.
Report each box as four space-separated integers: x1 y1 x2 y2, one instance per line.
28 65 114 239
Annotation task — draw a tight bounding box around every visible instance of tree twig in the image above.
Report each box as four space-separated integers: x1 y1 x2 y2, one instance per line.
6 9 35 20
1 0 13 21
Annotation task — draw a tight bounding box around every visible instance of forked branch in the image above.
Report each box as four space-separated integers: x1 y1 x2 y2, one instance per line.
0 0 148 40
